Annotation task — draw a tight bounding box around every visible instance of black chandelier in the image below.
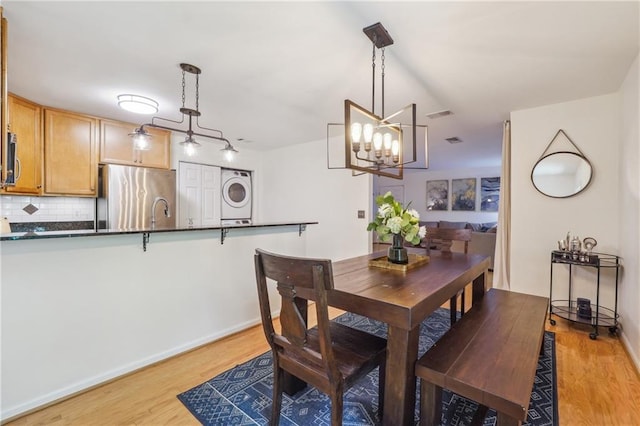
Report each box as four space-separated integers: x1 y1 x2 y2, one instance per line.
329 22 428 179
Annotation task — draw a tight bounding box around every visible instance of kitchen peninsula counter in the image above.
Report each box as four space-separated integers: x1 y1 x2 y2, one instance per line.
1 219 328 419
0 221 317 241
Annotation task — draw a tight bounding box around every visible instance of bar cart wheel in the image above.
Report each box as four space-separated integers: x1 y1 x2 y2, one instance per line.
550 318 556 326
589 332 598 340
609 326 618 335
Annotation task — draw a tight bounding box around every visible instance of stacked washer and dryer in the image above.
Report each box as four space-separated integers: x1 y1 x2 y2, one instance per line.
220 168 253 226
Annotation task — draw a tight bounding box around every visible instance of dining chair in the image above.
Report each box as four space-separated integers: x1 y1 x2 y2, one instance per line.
254 249 387 426
426 227 473 325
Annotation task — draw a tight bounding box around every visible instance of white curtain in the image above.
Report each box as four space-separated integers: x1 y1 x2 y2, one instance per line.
493 121 511 290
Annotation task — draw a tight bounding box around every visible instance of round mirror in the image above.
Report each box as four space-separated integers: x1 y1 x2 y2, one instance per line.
531 151 592 198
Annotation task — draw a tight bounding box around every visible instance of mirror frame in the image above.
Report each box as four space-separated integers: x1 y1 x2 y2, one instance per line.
531 150 593 198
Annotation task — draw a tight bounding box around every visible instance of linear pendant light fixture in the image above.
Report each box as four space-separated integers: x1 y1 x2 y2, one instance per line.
331 22 428 179
129 63 238 159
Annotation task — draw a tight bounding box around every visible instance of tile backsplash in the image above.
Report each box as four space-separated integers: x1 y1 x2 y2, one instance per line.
0 195 95 223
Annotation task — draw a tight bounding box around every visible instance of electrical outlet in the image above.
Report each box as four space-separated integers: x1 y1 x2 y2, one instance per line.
357 210 365 219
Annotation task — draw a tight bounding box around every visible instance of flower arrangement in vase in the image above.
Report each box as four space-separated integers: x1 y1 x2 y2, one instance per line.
367 192 427 264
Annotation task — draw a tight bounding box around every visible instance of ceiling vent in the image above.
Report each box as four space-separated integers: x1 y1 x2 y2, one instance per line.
446 137 463 144
426 110 453 119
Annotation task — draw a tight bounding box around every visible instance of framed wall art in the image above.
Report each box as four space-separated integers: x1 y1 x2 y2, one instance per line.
426 180 448 211
452 178 476 211
480 177 500 211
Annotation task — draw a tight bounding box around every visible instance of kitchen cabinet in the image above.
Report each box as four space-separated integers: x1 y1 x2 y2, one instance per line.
178 162 221 227
100 119 170 169
2 94 43 194
44 108 98 196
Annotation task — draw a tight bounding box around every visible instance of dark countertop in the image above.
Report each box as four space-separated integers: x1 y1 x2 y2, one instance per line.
0 221 318 241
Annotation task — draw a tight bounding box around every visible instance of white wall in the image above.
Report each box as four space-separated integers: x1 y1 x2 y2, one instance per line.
375 167 501 224
618 54 640 370
259 138 371 261
510 94 621 323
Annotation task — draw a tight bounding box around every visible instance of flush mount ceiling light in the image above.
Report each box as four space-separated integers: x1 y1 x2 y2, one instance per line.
328 22 428 180
117 94 158 114
131 63 238 159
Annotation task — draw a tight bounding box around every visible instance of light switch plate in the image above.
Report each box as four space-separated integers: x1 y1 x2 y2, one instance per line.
357 210 365 219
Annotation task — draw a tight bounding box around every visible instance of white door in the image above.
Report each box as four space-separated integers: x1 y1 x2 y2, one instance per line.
179 162 201 228
179 162 221 227
201 165 220 226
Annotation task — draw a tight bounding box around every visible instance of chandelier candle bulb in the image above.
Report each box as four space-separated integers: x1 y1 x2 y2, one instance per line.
392 139 400 162
363 123 374 148
383 133 392 157
351 123 362 152
373 132 383 158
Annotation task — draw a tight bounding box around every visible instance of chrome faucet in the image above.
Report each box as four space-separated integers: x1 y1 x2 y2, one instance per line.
151 197 171 229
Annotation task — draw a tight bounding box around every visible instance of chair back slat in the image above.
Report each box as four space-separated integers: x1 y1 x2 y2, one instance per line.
277 283 308 346
426 227 472 254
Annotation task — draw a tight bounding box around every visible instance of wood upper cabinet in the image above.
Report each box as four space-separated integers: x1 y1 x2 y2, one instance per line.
44 108 98 196
100 119 170 169
2 94 43 194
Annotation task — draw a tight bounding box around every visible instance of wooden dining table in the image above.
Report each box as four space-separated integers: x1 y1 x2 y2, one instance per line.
325 249 491 425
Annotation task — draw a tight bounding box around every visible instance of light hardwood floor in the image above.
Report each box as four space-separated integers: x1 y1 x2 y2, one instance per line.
5 287 640 425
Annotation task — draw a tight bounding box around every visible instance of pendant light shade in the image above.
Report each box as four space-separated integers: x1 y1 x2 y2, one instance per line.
221 141 239 162
180 135 201 157
129 127 152 151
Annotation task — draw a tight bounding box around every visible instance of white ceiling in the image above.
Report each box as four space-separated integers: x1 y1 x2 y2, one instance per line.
3 1 639 171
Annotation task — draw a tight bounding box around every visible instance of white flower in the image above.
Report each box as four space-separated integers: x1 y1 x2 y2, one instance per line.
418 226 427 238
368 193 422 242
378 203 393 218
387 216 403 234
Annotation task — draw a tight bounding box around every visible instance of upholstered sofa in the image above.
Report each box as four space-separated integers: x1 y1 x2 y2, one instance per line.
420 220 497 270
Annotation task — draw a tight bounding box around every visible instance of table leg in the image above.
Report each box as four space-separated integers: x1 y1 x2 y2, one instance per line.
282 374 306 396
383 325 420 426
472 270 487 306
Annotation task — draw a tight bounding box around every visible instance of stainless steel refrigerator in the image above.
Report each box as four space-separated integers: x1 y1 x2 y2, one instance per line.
96 164 176 230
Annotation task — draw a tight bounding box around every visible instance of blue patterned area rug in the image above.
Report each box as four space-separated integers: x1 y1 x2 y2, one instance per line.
178 309 558 425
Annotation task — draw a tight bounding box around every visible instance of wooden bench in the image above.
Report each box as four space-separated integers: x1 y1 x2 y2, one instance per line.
415 288 549 426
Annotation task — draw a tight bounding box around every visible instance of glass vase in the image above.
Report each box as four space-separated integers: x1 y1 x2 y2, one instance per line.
388 234 409 264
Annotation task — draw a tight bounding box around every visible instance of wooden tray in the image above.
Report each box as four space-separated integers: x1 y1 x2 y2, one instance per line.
368 253 430 271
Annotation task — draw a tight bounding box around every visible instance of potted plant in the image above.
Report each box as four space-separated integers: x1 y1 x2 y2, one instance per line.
367 192 426 264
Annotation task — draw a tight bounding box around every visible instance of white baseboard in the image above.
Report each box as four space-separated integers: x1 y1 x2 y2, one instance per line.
1 316 265 422
619 329 640 375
